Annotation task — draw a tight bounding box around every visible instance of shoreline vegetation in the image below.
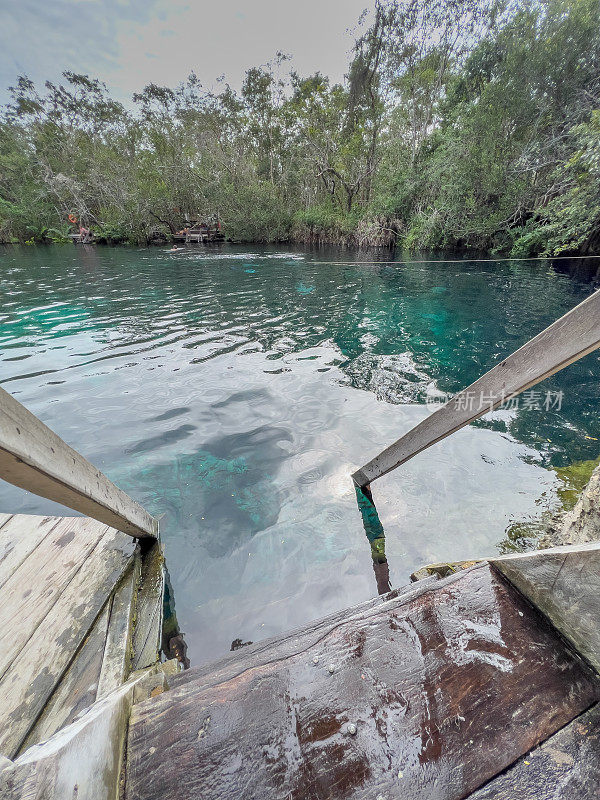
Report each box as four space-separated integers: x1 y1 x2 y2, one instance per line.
1 0 599 262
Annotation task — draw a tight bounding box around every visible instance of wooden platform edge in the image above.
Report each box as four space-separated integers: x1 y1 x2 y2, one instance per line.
0 524 137 758
0 662 182 800
468 701 600 799
167 573 444 694
131 541 165 672
97 557 140 700
13 536 166 757
491 542 600 674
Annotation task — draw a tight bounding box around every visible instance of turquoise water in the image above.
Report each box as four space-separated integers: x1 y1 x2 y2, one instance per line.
0 244 598 664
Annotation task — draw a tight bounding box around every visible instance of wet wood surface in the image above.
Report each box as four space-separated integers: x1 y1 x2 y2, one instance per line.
492 543 600 673
126 564 599 800
168 576 439 692
469 702 600 799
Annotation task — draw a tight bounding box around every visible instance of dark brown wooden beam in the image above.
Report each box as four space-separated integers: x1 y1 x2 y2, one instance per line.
125 564 599 800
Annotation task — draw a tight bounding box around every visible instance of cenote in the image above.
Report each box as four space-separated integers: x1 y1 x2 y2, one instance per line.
0 244 598 666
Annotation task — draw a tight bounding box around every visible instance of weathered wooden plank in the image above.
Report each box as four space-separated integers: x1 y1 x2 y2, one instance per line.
0 516 110 682
469 703 600 799
96 562 138 700
131 541 164 672
19 602 111 752
0 670 154 800
0 385 157 538
0 514 12 530
353 290 600 486
126 565 599 800
0 513 59 589
492 542 600 673
0 525 136 757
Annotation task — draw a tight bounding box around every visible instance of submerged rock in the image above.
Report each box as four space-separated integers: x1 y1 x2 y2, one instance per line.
539 462 600 549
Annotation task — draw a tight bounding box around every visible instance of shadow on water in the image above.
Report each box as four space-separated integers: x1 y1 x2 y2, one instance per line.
160 481 391 669
162 563 191 669
354 484 392 596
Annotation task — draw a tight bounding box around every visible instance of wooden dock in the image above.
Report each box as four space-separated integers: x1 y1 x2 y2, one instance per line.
1 541 599 798
68 232 94 244
0 291 599 798
0 512 166 755
172 220 226 243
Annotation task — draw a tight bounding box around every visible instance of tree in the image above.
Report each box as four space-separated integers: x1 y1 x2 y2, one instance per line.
1 0 600 255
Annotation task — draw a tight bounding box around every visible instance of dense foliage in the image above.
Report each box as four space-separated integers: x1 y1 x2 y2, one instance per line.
1 0 599 254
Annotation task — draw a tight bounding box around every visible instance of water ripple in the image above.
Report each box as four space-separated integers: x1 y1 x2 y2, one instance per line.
0 243 597 665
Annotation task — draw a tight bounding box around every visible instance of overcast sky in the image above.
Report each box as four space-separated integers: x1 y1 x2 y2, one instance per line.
0 0 373 105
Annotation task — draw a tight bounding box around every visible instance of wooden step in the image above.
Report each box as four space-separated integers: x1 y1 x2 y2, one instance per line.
168 575 439 692
125 563 599 800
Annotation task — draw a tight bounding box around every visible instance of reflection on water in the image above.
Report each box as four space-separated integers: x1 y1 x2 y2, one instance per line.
0 244 598 665
162 564 190 669
355 485 392 596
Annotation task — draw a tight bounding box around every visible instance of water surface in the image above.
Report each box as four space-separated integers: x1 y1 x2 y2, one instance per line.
0 245 597 664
